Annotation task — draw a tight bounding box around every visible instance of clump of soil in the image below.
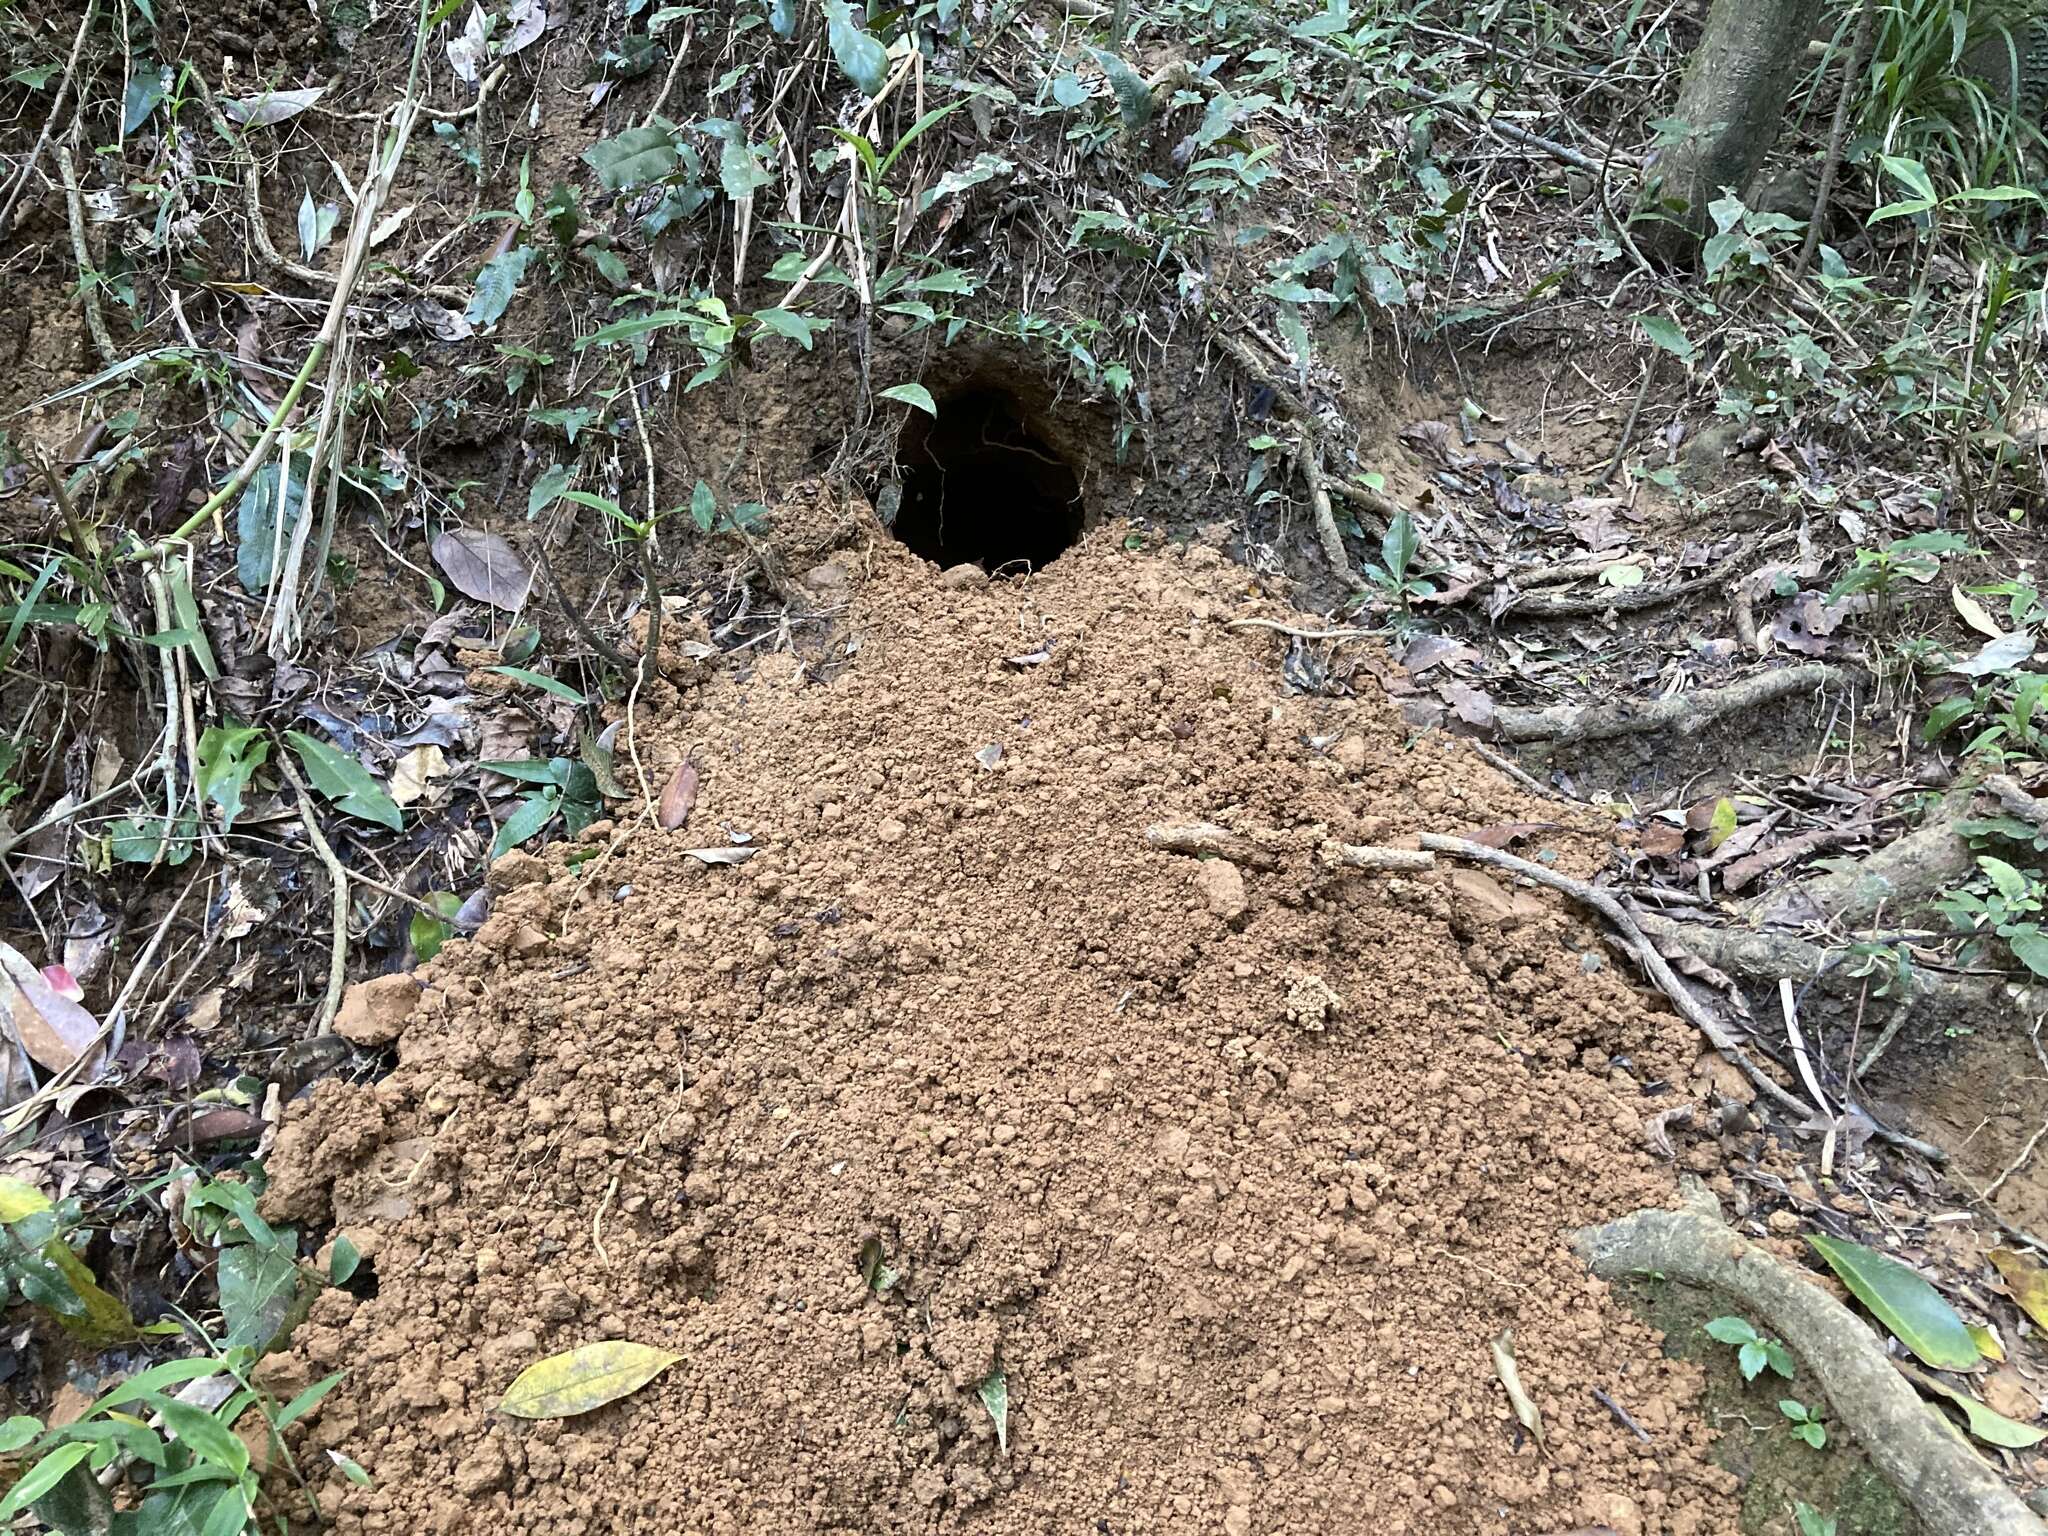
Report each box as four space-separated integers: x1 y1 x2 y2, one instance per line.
264 528 1741 1534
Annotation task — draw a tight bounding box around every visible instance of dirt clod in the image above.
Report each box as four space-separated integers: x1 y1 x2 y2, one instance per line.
332 974 422 1048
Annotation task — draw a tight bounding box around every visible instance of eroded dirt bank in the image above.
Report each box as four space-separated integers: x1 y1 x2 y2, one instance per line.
263 531 1738 1535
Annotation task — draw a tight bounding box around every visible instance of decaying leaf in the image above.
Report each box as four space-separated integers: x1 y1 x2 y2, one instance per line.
659 763 699 831
388 745 447 808
1490 1329 1545 1453
221 86 323 126
683 846 756 866
431 529 533 611
0 942 102 1075
1990 1247 2048 1334
1807 1235 1979 1371
498 1340 681 1419
1968 1321 2007 1363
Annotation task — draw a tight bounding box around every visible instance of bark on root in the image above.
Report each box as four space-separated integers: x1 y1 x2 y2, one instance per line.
1574 1191 2047 1536
1494 664 1846 745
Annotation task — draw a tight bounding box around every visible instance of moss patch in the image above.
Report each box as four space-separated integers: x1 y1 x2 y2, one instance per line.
1619 1276 1921 1536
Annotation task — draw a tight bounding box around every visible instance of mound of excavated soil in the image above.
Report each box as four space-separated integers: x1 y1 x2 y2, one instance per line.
263 530 1740 1536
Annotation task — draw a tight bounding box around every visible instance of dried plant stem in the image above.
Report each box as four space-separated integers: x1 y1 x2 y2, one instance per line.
274 744 350 1036
0 0 97 235
54 145 118 367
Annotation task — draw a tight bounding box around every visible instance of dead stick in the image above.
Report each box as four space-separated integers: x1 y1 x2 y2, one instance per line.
1795 0 1878 278
274 744 350 1035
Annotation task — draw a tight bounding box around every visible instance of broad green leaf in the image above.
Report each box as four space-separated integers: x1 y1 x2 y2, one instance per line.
881 383 937 416
0 1416 40 1454
198 1487 251 1536
0 1443 92 1519
1807 1234 1978 1370
497 1340 681 1419
218 1239 307 1354
0 1176 50 1224
1922 695 1977 741
1599 562 1646 588
690 480 717 534
583 122 681 191
822 0 889 94
1707 797 1739 850
753 307 820 349
285 732 403 831
467 246 535 330
528 463 574 517
1704 1315 1756 1346
486 666 587 705
152 1397 248 1478
1090 48 1154 128
195 725 269 832
1638 313 1695 363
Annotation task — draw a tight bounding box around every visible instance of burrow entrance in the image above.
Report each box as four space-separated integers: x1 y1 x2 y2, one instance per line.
891 387 1084 574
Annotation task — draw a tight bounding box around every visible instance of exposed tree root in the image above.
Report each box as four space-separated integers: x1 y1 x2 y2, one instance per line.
1574 1190 2048 1536
1494 664 1846 744
1746 786 1974 928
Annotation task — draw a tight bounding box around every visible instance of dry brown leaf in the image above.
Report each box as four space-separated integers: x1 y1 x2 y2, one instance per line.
659 763 699 831
388 745 447 808
431 529 533 611
0 942 101 1075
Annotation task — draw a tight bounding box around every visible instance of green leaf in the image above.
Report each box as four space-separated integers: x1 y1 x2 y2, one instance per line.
328 1233 362 1286
1806 1234 1979 1370
577 310 689 351
977 1368 1009 1452
1090 48 1154 128
409 892 464 963
277 1372 346 1429
492 790 560 859
486 666 587 705
0 1417 41 1454
498 1340 681 1419
1638 313 1695 363
753 307 821 349
528 463 574 517
1704 1315 1757 1346
1922 695 1977 741
328 1450 373 1487
583 122 681 191
235 456 310 595
195 725 270 833
2007 927 2048 979
0 555 61 672
1910 1365 2048 1448
690 480 717 534
1878 153 1936 202
218 1239 307 1354
1737 1340 1767 1381
822 0 890 94
467 246 535 330
285 731 403 831
880 382 937 416
198 1487 251 1536
0 1443 92 1519
153 1397 248 1478
124 72 166 134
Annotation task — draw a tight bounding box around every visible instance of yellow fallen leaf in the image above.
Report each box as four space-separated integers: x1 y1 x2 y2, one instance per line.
387 745 447 808
498 1340 680 1420
0 1177 136 1343
1969 1322 2007 1362
0 1178 50 1224
1991 1248 2048 1334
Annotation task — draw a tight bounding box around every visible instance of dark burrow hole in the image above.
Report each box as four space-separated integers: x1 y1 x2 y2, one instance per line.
891 388 1083 574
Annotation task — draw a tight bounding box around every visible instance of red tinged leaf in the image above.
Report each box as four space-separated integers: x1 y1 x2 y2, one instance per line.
0 943 101 1075
659 762 699 831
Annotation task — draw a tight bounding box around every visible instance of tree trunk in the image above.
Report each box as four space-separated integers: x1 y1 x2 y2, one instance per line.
1640 0 1823 258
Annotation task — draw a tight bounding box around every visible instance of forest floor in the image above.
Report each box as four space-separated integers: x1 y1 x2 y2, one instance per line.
1 1 2046 1533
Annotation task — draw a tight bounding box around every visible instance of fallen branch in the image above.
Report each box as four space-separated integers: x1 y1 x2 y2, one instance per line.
1747 785 1971 929
1493 664 1846 745
1322 843 1434 872
54 145 118 367
1574 1190 2047 1536
1144 822 1287 870
1496 533 1789 620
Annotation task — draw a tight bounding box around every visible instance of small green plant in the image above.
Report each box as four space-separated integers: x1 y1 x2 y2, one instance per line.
1704 1314 1796 1381
1828 530 1970 606
1935 854 2048 979
1795 1501 1839 1536
1778 1396 1828 1449
1361 506 1435 614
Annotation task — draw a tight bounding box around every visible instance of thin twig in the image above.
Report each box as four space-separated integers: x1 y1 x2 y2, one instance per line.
53 145 118 367
0 0 98 236
1796 0 1878 278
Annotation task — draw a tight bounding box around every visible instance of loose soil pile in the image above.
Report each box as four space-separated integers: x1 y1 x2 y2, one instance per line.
264 526 1741 1535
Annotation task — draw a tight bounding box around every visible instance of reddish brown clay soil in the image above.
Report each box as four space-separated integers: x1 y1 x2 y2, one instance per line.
263 528 1741 1536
